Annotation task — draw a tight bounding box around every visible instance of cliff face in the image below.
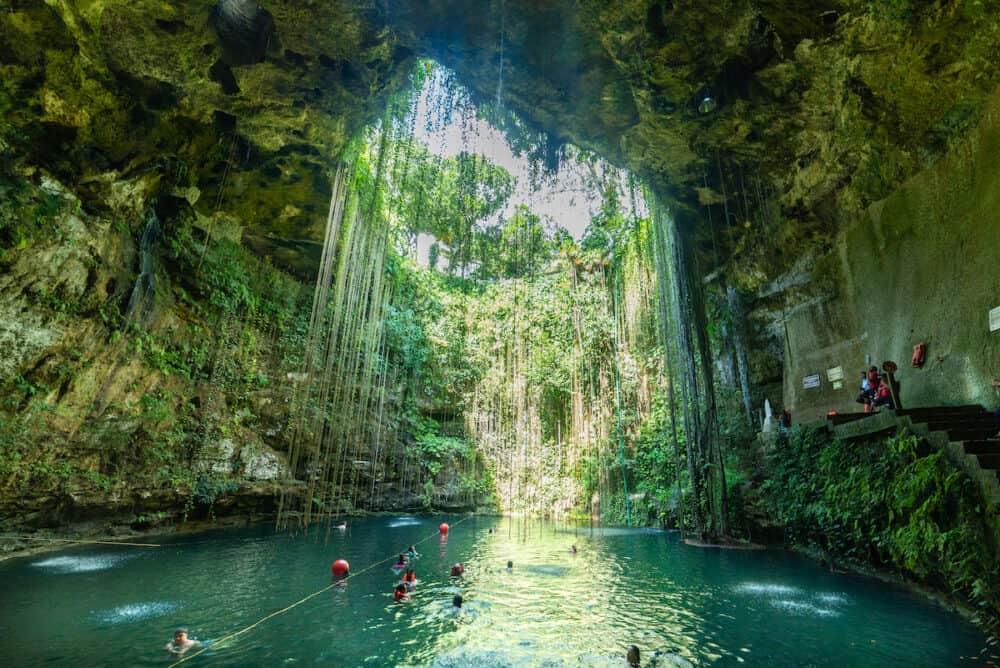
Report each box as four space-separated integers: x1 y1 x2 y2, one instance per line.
777 83 1000 420
2 1 1000 526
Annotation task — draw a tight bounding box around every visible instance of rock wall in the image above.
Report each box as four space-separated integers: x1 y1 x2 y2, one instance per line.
778 84 1000 420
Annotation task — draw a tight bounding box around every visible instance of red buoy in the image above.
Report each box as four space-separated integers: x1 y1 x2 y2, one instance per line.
331 559 350 577
439 523 449 534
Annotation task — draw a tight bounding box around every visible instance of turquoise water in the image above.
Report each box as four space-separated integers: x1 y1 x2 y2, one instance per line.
0 516 986 667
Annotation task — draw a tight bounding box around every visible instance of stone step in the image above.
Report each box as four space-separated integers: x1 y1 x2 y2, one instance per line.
921 415 997 431
921 420 997 438
963 440 1000 455
975 453 1000 471
900 405 988 420
943 427 999 442
827 412 871 426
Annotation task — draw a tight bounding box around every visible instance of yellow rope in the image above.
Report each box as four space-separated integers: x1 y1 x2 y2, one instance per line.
169 515 471 667
3 536 160 548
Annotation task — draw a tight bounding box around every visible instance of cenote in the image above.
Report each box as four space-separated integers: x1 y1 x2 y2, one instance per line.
2 1 1000 665
0 517 986 666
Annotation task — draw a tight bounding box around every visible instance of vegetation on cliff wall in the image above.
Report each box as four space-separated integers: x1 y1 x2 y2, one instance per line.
757 426 1000 635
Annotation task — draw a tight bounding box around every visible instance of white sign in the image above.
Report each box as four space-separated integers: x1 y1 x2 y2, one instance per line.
827 366 844 382
990 306 1000 333
803 374 821 389
832 380 844 390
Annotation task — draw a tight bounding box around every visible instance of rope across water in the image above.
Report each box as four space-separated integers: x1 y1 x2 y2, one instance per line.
168 515 472 667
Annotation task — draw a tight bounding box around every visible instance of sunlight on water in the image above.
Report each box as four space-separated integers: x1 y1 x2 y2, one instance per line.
388 516 425 528
816 592 850 606
31 554 134 573
768 599 840 617
733 582 800 595
93 601 180 624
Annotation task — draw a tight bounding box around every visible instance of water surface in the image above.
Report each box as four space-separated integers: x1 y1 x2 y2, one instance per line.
0 516 985 666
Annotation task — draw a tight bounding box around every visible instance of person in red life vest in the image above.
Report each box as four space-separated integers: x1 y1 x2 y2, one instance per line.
394 583 409 602
450 563 465 577
873 376 894 410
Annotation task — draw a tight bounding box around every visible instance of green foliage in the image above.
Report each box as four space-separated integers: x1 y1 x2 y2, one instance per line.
759 426 1000 633
0 175 68 254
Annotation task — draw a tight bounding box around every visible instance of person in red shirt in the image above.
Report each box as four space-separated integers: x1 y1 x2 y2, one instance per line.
873 376 894 409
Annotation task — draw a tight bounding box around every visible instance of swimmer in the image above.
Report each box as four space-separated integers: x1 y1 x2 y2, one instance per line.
394 583 409 602
451 594 463 611
393 554 407 570
571 545 578 554
333 520 347 530
165 628 199 655
506 560 513 572
407 545 418 559
450 562 465 577
626 644 640 667
401 568 417 591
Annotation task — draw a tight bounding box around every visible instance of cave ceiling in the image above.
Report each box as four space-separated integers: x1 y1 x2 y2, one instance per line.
2 0 999 282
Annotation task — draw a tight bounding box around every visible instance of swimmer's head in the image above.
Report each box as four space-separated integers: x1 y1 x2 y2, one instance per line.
627 645 640 667
395 583 406 593
452 594 463 608
174 629 188 642
507 560 513 569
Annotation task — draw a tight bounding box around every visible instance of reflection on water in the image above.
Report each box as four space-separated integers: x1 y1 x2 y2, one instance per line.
0 517 986 667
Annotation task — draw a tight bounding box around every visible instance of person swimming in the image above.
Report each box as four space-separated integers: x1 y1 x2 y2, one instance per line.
394 583 409 602
164 628 199 655
393 554 407 570
626 645 641 667
401 568 417 591
571 545 578 554
506 560 513 572
407 545 418 559
451 594 463 611
450 562 465 577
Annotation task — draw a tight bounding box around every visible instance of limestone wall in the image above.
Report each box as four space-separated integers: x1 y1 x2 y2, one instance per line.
783 85 1000 421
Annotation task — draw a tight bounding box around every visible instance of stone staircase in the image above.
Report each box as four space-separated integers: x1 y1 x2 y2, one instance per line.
828 405 1000 505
